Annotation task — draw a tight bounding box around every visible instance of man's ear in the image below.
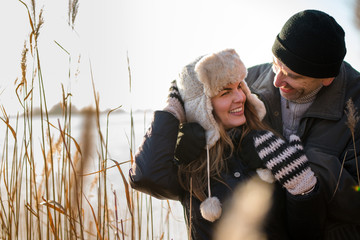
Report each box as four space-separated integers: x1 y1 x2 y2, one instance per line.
322 77 335 86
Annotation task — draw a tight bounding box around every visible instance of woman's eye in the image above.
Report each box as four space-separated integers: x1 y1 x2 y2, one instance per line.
220 91 229 97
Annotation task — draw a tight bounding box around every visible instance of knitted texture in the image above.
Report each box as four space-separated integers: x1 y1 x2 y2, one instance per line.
163 80 186 123
272 9 346 78
253 131 317 195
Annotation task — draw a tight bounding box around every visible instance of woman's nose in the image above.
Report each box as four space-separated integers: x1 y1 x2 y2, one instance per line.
234 89 246 102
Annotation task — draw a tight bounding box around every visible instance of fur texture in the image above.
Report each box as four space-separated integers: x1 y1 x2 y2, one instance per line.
200 196 222 222
195 49 247 98
240 80 266 121
177 49 249 148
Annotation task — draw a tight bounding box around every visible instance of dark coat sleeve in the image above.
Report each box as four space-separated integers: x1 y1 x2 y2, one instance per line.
129 111 184 200
285 182 325 240
305 148 360 223
286 147 360 240
246 63 273 86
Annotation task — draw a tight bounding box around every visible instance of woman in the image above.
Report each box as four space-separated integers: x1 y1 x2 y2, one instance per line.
129 49 316 240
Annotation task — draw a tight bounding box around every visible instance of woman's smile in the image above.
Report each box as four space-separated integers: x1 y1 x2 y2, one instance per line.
229 106 244 115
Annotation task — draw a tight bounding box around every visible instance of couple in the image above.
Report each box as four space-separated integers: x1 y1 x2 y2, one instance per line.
129 10 360 240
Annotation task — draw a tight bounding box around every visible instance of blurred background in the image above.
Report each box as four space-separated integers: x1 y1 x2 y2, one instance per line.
1 1 360 239
1 0 360 115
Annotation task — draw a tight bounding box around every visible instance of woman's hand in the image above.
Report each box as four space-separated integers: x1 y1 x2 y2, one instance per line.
252 130 317 195
174 122 206 165
163 80 186 123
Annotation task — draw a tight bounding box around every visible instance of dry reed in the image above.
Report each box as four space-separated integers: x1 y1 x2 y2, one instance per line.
0 1 181 239
332 98 360 198
356 0 360 29
345 98 360 189
68 0 79 29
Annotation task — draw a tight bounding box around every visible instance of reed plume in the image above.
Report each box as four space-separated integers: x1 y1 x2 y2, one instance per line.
21 41 28 88
68 0 79 29
34 8 44 41
356 0 360 29
345 98 360 187
345 98 359 134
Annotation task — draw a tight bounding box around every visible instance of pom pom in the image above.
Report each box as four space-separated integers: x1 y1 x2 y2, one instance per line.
200 196 222 222
256 168 275 183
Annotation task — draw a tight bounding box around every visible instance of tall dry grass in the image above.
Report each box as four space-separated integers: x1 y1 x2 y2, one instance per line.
0 1 179 239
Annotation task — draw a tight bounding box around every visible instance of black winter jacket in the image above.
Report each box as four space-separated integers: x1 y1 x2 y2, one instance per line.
246 62 360 239
129 111 289 240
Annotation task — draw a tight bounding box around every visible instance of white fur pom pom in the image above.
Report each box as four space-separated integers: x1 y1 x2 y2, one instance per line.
200 196 222 222
256 168 275 183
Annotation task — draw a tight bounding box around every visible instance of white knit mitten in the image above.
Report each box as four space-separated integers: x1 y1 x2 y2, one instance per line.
163 80 186 123
253 131 317 195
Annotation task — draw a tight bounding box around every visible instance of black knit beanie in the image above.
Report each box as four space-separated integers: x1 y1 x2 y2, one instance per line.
272 10 346 78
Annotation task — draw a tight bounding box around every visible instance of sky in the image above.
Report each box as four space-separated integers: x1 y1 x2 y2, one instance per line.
1 0 360 115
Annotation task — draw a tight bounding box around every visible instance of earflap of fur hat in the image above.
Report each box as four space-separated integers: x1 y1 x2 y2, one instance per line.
184 94 220 148
195 49 247 98
240 80 266 120
177 55 221 149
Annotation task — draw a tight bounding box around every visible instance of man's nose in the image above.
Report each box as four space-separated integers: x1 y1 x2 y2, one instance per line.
273 72 286 88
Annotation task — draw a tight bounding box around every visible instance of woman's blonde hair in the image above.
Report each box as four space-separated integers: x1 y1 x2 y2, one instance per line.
178 100 270 201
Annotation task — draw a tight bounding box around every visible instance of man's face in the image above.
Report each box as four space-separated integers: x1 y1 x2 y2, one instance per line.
272 57 334 101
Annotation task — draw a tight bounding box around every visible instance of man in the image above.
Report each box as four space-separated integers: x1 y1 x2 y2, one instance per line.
245 9 360 239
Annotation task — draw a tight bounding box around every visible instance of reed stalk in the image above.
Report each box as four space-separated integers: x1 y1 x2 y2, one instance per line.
1 1 184 239
345 98 360 187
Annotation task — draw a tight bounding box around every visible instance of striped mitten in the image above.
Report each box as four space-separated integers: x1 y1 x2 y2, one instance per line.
163 80 186 123
253 130 317 195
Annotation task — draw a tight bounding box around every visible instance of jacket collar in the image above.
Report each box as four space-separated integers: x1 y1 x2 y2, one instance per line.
304 63 346 121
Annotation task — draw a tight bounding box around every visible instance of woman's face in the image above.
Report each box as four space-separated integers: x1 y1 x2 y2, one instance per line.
211 80 247 130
